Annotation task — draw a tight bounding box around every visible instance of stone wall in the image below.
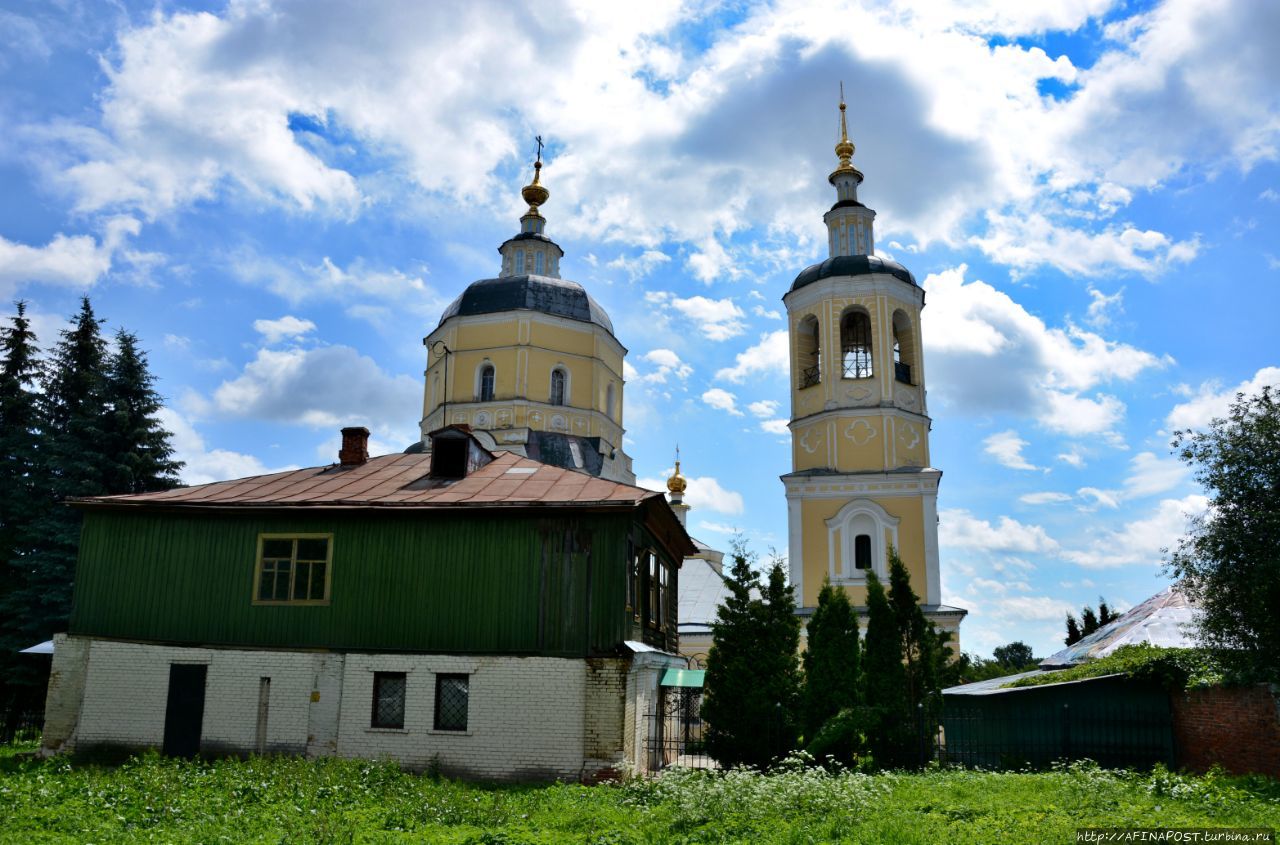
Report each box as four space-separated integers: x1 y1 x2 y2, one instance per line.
1172 684 1280 777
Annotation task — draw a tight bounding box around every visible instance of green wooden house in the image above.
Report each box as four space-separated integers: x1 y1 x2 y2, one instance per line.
41 426 694 781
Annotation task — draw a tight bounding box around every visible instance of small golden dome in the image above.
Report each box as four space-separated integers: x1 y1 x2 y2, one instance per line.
521 160 549 210
667 460 687 495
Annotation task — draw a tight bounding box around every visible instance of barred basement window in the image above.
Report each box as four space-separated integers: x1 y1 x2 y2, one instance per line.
371 672 406 729
434 674 469 732
253 534 332 605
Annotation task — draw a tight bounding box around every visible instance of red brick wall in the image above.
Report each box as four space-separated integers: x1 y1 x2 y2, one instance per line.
1171 684 1280 777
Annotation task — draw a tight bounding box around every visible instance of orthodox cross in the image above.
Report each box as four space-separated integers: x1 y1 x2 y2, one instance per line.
535 135 544 163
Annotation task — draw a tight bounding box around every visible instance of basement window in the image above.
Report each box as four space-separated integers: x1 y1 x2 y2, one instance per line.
371 672 407 729
253 535 332 605
434 674 469 732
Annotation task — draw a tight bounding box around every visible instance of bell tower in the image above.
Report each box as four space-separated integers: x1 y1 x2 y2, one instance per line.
781 93 965 643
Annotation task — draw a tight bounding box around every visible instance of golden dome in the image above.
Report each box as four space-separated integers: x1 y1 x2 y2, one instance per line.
521 160 549 211
829 89 863 184
667 460 687 495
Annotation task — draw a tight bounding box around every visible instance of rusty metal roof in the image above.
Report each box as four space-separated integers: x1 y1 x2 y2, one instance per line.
71 450 659 511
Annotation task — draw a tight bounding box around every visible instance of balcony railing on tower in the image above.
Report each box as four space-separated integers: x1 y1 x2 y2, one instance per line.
800 365 821 389
895 361 912 384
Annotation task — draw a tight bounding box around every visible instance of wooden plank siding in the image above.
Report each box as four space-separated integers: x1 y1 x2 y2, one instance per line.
70 508 678 657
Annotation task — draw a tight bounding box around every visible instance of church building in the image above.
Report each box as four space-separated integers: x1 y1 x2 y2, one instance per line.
37 154 692 781
782 98 966 645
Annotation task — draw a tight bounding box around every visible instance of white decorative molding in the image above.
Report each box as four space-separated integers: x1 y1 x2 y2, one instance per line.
799 427 824 454
896 387 916 408
474 410 492 428
899 422 920 451
451 412 468 424
824 499 900 584
550 413 568 432
844 419 877 446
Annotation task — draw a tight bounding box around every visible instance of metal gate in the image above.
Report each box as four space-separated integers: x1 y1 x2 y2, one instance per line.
644 686 714 771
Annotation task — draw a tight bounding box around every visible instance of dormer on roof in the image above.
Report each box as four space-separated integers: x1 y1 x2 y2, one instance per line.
427 425 494 480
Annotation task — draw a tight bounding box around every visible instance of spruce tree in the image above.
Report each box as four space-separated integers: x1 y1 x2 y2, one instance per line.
756 555 801 763
702 539 764 768
13 298 111 651
801 578 860 741
0 302 46 705
703 540 801 769
1065 613 1083 645
1080 605 1100 636
104 330 182 494
1097 598 1116 627
860 570 907 765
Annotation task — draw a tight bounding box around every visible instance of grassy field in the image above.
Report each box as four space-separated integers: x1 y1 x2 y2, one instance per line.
1 742 1277 844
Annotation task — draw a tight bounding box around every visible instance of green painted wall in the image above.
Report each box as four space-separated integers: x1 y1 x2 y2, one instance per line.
70 509 672 657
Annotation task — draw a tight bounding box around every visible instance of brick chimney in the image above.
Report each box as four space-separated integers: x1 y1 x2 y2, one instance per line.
339 426 370 466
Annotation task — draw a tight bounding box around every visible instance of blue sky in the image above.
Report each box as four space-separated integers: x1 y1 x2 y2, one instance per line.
2 0 1277 658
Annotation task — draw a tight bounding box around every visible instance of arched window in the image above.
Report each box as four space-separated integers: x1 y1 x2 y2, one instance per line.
797 315 820 388
515 251 525 274
549 368 567 406
825 499 899 582
478 363 495 401
534 251 545 275
892 310 916 385
841 309 873 379
606 382 616 419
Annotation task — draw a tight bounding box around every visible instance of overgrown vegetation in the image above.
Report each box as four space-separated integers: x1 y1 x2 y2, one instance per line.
1 748 1277 844
1169 385 1280 680
1004 644 1229 691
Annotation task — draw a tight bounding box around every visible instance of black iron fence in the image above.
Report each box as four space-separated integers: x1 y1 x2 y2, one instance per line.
1 707 43 745
645 687 715 771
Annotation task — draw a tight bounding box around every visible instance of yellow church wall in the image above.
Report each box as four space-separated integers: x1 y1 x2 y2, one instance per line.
528 320 597 358
798 495 929 608
453 319 521 354
525 348 597 411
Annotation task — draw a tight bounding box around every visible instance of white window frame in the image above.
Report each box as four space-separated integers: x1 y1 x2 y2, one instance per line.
474 360 496 402
549 365 570 406
824 499 898 584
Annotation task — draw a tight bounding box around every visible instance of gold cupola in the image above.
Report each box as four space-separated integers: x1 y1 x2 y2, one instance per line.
829 85 863 186
667 459 687 495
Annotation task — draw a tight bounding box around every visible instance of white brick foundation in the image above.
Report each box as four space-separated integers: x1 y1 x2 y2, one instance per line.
41 635 680 781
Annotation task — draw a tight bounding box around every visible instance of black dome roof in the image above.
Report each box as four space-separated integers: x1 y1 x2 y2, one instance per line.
790 254 916 293
438 275 614 334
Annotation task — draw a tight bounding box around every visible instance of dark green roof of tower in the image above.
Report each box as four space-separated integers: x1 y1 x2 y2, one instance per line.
789 255 917 293
438 275 614 334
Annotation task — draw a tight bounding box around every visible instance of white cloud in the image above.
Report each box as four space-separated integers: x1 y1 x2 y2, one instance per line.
1085 286 1123 328
1123 451 1189 499
1063 494 1208 569
212 345 420 442
157 407 291 487
983 429 1038 471
638 471 745 516
0 216 139 296
924 265 1164 434
747 399 779 418
1019 491 1073 505
1058 446 1087 468
253 315 317 344
940 508 1059 554
1166 367 1280 430
1076 486 1120 509
701 387 743 416
664 295 746 342
233 253 442 316
971 212 1199 277
716 330 789 383
752 305 782 320
607 249 670 280
633 348 692 384
988 595 1077 622
760 418 789 434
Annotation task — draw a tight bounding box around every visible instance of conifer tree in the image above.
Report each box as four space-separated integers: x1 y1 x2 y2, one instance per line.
0 302 46 703
756 555 801 762
1097 598 1116 627
801 578 860 741
12 298 111 651
104 330 182 494
860 570 907 764
703 540 801 769
1065 613 1083 646
1080 605 1100 637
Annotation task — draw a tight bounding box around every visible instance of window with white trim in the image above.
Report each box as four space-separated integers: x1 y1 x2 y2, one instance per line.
824 499 898 583
549 367 567 406
478 363 495 401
